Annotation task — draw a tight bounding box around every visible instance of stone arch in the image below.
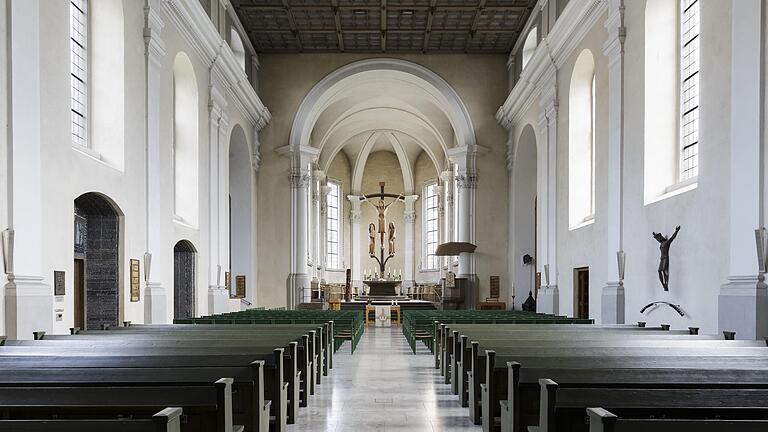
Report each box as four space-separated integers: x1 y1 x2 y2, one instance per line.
511 124 538 308
73 192 123 330
173 239 197 320
229 124 255 305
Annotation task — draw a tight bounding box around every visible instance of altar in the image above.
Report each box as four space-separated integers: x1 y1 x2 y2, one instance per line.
363 280 401 297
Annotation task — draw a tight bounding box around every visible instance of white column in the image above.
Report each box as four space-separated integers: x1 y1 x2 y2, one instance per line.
718 0 767 340
4 0 53 339
206 64 230 315
285 146 317 308
450 146 480 309
536 68 559 315
348 196 363 290
310 169 325 281
600 0 626 324
505 128 516 308
403 195 419 289
143 3 168 323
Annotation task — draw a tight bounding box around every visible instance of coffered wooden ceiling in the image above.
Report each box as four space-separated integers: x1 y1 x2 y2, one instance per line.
231 0 537 54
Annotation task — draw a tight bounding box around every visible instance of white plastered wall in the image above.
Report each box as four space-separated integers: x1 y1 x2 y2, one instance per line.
1 0 261 335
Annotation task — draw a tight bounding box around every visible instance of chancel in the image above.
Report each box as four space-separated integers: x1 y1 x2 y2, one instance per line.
1 0 767 431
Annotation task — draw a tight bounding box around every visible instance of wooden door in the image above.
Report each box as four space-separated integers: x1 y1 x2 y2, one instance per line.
74 259 85 329
174 250 196 320
574 267 589 319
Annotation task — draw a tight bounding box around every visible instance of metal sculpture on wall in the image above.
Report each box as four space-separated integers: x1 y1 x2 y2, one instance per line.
640 301 685 317
652 225 680 291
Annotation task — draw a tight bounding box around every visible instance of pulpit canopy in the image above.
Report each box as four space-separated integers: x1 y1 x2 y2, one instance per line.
434 242 477 256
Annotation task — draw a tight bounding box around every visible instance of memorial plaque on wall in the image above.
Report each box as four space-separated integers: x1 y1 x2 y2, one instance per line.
130 259 140 302
225 272 231 291
489 276 500 299
536 272 542 289
235 275 246 299
54 271 65 296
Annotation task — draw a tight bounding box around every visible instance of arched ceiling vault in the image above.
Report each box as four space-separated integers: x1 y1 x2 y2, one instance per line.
293 59 477 196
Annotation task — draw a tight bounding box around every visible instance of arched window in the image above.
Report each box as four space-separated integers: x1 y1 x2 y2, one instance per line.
70 0 88 148
325 180 342 270
230 28 246 72
679 0 700 180
521 27 538 70
173 53 199 226
423 181 439 270
568 49 596 229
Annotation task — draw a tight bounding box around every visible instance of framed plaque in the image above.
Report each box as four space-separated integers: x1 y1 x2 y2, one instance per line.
225 271 231 291
54 270 65 296
535 272 541 290
489 275 500 300
235 275 246 299
130 259 140 302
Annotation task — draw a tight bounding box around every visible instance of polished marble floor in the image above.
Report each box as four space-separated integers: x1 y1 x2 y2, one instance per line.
290 326 482 432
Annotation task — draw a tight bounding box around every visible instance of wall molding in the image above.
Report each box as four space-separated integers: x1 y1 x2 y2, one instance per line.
160 0 271 133
497 0 607 129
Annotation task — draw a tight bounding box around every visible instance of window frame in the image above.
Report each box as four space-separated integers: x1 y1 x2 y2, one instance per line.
70 0 89 149
679 0 700 181
422 180 440 271
325 179 343 271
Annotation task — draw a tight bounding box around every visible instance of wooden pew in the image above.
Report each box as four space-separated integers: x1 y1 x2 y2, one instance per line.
0 407 183 432
0 352 280 432
0 380 235 432
530 380 768 432
586 407 768 432
0 367 266 432
493 357 768 432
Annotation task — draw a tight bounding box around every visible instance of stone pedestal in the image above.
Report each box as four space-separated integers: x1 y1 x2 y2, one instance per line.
718 276 768 340
601 282 625 324
537 285 559 315
208 286 230 315
143 282 168 324
5 276 52 340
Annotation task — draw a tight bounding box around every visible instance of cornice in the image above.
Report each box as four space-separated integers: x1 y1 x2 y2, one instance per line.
161 0 271 131
497 0 607 130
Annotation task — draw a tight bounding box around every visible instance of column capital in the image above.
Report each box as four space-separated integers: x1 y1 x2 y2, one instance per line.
276 145 320 166
404 211 416 223
143 5 166 65
289 170 311 189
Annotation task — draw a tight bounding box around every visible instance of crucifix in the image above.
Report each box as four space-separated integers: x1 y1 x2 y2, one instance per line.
363 182 404 273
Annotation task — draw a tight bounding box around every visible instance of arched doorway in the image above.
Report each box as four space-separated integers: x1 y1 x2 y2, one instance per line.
512 125 537 309
229 125 254 305
174 240 197 320
74 192 122 330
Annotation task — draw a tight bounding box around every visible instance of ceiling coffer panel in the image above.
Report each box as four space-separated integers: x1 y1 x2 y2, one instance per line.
231 0 536 53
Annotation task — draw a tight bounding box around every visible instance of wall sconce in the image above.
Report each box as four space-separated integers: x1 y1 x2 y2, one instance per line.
217 265 222 287
143 252 152 283
756 228 767 274
1 229 14 275
543 264 550 287
617 250 626 285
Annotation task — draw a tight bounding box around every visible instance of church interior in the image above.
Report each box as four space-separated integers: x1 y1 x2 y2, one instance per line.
1 0 767 430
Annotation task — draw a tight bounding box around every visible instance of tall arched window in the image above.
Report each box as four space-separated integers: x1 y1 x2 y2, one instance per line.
521 27 538 70
325 180 342 270
679 0 700 180
70 0 88 148
173 53 199 226
423 181 439 270
568 49 596 229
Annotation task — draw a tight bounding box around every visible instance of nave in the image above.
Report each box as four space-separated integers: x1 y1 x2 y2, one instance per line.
291 326 480 432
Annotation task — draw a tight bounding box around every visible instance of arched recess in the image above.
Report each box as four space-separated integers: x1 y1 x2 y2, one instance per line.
90 0 124 168
290 58 476 152
512 125 538 307
521 26 538 70
229 29 246 71
568 49 596 229
644 0 679 201
173 52 199 227
74 192 123 330
229 124 255 305
174 239 197 320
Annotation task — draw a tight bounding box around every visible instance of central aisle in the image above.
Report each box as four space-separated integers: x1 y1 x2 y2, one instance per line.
291 326 482 432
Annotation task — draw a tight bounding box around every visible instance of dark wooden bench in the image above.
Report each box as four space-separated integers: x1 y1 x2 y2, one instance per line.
529 380 768 432
586 407 768 432
0 380 237 432
0 407 183 432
